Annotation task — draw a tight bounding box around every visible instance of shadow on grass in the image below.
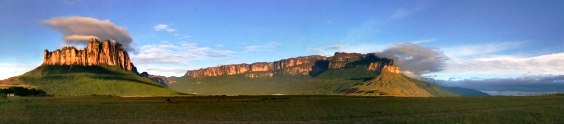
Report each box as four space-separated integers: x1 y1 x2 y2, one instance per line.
39 65 127 76
86 75 166 88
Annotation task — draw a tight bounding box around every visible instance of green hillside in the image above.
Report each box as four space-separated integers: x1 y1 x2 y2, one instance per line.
342 71 455 97
441 86 490 96
169 67 455 97
2 65 183 96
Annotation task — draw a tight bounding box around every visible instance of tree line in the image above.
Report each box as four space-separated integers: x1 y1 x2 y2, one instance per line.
0 87 47 96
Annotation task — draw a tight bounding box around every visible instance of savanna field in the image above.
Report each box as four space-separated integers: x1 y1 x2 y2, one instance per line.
1 95 562 123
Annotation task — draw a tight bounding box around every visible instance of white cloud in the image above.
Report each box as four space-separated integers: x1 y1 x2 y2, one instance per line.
154 24 176 32
0 63 40 80
432 52 564 79
136 64 192 77
42 16 134 50
244 42 281 52
131 42 234 76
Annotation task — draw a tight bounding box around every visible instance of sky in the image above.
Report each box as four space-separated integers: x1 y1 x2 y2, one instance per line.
1 0 563 93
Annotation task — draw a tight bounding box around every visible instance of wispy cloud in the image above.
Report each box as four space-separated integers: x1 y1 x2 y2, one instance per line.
389 6 426 20
244 42 281 52
132 41 233 65
344 20 379 42
154 24 176 32
410 39 435 44
442 42 523 60
306 44 346 56
435 75 564 95
433 52 564 79
131 41 235 76
307 43 389 56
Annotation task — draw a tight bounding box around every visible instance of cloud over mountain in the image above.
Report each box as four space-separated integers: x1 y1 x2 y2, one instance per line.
42 16 134 50
376 43 448 78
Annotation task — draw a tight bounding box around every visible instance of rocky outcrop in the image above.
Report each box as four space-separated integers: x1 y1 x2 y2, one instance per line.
184 52 401 78
383 65 400 74
43 38 137 73
328 52 365 69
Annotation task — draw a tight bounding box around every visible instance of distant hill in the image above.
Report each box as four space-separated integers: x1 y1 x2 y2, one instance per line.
169 52 455 97
440 86 490 96
1 38 182 96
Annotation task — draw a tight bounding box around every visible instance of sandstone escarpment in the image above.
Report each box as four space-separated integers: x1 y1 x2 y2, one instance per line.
185 55 328 78
43 38 137 73
184 52 400 78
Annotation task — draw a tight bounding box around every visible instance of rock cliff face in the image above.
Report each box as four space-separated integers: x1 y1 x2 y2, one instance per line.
184 52 400 78
43 38 138 73
185 55 328 78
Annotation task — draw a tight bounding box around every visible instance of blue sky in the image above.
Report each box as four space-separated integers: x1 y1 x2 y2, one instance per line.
1 0 563 81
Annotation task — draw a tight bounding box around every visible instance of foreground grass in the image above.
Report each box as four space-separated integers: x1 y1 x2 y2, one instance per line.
0 95 562 123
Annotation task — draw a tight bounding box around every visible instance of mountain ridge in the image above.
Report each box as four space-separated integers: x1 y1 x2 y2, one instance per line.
170 52 454 97
184 52 400 78
43 38 138 73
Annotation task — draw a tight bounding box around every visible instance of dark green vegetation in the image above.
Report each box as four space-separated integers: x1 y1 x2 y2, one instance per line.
2 65 182 96
441 86 490 96
0 87 47 96
170 67 454 97
0 95 562 123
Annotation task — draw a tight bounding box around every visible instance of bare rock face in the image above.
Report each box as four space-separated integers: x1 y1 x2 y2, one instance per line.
185 55 329 78
43 38 137 73
184 52 401 78
328 52 365 69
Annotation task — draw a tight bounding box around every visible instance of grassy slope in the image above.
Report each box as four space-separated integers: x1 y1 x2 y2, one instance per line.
169 75 361 95
345 71 455 97
169 67 455 96
0 95 562 123
441 86 491 96
4 65 182 96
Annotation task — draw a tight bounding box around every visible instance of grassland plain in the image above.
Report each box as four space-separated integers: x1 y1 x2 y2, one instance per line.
0 95 562 123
